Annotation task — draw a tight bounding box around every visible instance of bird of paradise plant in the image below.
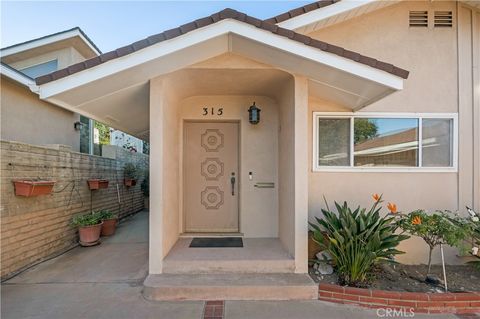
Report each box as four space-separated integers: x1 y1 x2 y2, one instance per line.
309 194 409 287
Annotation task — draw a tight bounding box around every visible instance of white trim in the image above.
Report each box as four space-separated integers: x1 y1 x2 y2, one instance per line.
312 112 458 173
0 63 38 91
277 0 378 30
37 19 404 100
1 29 100 57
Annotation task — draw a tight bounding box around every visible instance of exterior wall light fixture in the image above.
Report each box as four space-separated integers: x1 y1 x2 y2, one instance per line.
248 102 261 125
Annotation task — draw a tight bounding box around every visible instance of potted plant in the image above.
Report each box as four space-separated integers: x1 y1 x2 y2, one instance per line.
71 212 103 246
13 179 56 197
124 163 139 187
98 210 118 236
141 170 149 209
87 179 109 190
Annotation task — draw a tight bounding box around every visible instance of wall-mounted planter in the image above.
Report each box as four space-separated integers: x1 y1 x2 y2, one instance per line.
13 180 56 197
87 179 109 190
124 179 137 187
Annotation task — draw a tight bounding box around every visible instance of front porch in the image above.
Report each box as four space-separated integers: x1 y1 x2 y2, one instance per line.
163 238 294 274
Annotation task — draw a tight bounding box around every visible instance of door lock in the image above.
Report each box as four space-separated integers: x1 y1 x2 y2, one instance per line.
230 172 236 196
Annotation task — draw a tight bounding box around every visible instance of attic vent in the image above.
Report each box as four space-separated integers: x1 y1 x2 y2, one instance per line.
409 11 428 27
434 11 453 27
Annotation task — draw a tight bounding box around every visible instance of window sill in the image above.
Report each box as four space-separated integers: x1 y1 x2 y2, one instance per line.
312 167 458 173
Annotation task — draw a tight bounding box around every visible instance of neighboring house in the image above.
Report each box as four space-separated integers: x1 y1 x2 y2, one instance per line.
0 28 145 154
0 28 100 152
12 0 480 299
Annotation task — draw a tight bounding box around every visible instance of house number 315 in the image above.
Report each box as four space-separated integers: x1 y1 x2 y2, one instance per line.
202 107 223 116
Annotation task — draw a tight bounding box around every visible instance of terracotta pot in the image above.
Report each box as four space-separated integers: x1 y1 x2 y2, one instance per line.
87 179 109 190
124 179 137 187
13 180 55 197
78 222 103 246
98 180 109 189
101 218 118 236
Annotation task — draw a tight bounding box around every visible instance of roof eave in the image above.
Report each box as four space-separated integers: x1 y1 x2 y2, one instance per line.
0 63 38 91
0 27 101 59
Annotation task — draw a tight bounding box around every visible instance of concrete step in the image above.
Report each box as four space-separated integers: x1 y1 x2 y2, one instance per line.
163 258 295 274
142 273 318 301
162 238 295 274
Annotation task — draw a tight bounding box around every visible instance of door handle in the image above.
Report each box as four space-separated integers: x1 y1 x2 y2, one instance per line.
230 173 236 196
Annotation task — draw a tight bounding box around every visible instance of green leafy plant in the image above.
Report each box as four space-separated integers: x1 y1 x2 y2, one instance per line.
309 195 408 287
397 210 471 274
71 212 102 227
123 163 139 180
97 209 117 220
141 170 149 197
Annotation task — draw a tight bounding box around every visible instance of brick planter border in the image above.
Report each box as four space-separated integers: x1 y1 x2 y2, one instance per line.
319 283 480 314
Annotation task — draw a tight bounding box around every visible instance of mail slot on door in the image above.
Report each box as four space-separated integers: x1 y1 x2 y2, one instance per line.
254 182 275 188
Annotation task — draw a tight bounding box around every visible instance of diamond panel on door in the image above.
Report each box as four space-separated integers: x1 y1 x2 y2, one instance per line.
201 158 224 181
201 186 224 209
201 129 224 152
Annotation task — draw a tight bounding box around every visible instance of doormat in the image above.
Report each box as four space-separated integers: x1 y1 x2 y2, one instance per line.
189 237 243 248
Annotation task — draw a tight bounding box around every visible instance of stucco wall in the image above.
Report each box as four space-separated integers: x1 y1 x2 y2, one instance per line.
278 79 296 256
306 1 478 264
8 47 86 70
1 78 81 152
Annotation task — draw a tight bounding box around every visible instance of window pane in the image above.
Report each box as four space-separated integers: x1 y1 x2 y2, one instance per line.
318 118 350 166
19 60 58 78
354 118 418 167
422 118 453 167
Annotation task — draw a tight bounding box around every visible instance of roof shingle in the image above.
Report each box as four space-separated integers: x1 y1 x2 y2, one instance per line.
35 8 409 85
264 0 340 24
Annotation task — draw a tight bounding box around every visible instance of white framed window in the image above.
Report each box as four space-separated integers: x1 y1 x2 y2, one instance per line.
313 112 458 172
19 59 58 79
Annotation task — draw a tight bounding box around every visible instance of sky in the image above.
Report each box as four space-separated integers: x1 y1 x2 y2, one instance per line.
1 1 311 52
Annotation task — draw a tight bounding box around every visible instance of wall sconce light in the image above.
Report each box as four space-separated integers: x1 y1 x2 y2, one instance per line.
248 102 261 125
74 121 84 131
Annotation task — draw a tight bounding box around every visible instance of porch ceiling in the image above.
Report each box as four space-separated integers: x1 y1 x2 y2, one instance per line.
33 17 406 139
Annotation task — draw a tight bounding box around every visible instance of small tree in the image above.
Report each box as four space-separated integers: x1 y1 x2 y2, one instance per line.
397 210 470 274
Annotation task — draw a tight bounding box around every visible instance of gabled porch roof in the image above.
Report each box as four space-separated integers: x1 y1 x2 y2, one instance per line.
32 8 409 138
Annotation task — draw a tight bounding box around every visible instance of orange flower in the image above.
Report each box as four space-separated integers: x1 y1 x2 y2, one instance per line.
372 194 381 202
412 216 422 225
387 203 397 214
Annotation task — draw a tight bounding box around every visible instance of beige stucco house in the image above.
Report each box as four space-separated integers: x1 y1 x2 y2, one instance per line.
1 28 101 152
10 0 479 299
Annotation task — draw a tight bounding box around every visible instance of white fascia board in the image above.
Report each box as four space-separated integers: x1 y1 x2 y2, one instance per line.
0 64 38 91
38 19 404 100
277 0 378 30
1 29 100 57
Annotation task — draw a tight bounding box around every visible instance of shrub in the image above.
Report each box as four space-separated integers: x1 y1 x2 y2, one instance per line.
310 195 409 287
141 170 149 197
124 163 139 180
71 212 102 227
97 209 117 220
396 210 471 274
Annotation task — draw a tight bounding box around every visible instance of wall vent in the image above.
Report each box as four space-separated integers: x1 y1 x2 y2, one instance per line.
409 11 428 27
434 11 453 27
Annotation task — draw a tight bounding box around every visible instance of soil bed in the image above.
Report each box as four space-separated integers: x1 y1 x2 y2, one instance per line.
310 264 480 293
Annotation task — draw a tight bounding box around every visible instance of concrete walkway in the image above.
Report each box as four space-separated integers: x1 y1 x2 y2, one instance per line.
1 211 458 319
